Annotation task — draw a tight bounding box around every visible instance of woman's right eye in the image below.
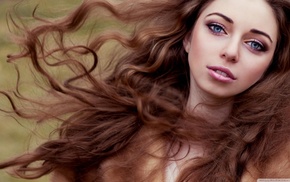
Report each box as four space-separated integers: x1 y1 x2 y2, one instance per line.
207 23 226 35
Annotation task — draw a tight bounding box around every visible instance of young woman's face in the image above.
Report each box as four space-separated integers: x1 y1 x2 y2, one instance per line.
183 0 278 99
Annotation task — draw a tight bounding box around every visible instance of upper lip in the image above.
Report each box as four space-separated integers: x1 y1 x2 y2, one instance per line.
206 65 237 80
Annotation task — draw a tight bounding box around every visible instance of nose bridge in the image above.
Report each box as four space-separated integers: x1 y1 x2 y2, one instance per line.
221 35 240 62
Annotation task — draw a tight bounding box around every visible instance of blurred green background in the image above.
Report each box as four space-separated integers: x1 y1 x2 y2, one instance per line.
0 0 82 181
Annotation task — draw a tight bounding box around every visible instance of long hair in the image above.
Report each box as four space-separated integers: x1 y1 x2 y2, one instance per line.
1 0 290 181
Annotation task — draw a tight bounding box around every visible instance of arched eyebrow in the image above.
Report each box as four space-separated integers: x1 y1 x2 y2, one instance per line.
206 12 273 43
206 12 233 23
250 29 273 43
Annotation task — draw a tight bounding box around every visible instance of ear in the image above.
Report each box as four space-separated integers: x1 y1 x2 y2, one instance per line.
183 32 192 53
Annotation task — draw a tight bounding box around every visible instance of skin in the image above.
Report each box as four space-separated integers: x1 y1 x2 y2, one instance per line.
183 0 278 122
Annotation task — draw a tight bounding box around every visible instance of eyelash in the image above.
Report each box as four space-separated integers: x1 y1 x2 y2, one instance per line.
207 22 267 52
207 23 226 35
245 40 266 52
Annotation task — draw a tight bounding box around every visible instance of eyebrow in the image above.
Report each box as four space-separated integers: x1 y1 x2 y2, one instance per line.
206 12 233 23
206 12 273 43
250 29 273 43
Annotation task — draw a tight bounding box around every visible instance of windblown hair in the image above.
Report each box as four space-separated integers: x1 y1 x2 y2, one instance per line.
1 0 290 181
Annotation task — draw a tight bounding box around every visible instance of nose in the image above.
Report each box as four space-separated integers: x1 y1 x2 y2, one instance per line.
220 37 240 63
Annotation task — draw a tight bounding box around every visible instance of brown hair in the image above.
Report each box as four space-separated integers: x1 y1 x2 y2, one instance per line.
1 0 290 181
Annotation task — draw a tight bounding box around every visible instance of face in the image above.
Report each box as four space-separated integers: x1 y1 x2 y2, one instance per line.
183 0 278 100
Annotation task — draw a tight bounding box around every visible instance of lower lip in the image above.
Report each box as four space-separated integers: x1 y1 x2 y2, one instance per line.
208 69 235 83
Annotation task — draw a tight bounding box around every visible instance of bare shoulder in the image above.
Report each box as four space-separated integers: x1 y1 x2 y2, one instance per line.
264 142 290 177
242 142 290 181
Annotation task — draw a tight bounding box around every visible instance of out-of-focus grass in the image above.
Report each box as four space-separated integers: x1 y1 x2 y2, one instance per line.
0 0 82 181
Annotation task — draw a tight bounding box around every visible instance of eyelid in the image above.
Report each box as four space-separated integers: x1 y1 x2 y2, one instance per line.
209 22 225 28
245 39 267 52
207 22 227 35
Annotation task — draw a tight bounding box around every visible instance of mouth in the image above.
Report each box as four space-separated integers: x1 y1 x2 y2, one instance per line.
206 65 237 81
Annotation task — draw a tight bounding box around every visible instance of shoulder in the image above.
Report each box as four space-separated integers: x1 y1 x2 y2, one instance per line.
98 127 167 181
263 142 290 177
50 127 167 182
242 142 290 181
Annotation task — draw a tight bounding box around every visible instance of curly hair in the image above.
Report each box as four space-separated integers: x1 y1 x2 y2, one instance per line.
1 0 290 181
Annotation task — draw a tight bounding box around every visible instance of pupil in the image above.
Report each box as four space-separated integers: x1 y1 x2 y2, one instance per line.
214 26 221 32
252 42 259 49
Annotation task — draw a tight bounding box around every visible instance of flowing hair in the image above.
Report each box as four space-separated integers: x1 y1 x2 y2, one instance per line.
1 0 290 181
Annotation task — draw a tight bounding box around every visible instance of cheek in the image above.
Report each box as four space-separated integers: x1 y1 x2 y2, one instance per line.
188 26 221 62
243 60 272 84
188 31 209 64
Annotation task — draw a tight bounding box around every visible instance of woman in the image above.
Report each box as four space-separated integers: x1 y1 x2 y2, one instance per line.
1 0 290 181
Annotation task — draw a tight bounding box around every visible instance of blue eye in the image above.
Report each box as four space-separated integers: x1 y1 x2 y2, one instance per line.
208 23 226 34
246 40 265 52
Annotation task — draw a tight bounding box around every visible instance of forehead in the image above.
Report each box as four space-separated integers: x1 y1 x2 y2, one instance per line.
199 0 278 41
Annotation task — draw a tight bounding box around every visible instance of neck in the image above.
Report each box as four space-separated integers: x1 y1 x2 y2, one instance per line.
187 84 233 124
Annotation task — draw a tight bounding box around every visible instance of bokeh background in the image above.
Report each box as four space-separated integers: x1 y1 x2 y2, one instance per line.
0 0 81 181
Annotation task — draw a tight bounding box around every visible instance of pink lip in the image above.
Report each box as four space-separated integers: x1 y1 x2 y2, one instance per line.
206 65 237 82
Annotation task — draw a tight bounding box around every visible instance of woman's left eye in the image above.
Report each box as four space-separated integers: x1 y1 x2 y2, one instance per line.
246 40 265 52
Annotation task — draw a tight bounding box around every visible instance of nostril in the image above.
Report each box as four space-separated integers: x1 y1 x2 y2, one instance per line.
221 52 239 63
